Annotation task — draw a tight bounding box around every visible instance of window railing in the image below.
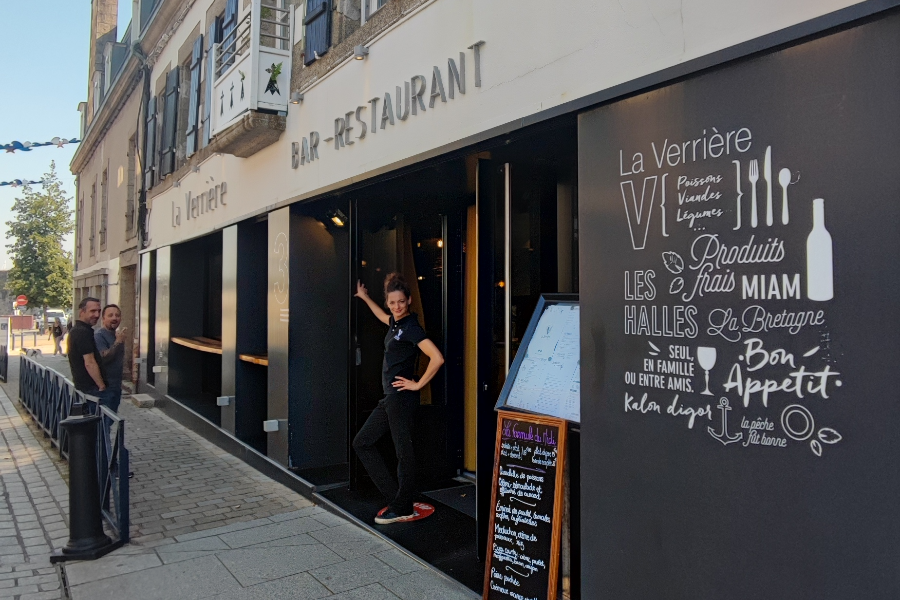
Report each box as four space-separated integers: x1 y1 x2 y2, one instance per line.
210 0 292 140
259 0 291 51
216 11 252 80
363 0 387 23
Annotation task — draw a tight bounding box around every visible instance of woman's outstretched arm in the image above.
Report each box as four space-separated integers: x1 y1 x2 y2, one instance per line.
354 280 390 325
392 339 444 392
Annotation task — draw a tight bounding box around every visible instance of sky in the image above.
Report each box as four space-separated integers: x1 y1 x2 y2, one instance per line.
0 1 129 270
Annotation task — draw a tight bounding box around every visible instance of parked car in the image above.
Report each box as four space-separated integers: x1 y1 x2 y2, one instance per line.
35 309 67 331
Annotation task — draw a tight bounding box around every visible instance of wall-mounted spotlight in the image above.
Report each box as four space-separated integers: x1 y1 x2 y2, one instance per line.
192 165 200 173
353 45 369 60
327 208 348 227
290 91 304 104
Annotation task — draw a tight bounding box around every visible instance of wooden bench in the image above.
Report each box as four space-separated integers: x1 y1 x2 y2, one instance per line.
170 337 223 355
239 353 268 366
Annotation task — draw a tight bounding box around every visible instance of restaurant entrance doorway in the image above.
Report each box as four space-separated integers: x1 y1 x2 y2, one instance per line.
321 118 578 593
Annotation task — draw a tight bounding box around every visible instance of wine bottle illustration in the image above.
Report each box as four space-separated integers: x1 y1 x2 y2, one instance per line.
806 198 834 301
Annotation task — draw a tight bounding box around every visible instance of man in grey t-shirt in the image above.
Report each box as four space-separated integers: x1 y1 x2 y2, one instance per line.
95 304 126 412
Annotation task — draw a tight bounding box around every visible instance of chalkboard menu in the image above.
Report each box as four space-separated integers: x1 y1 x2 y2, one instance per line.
483 411 567 600
579 12 900 600
496 295 580 422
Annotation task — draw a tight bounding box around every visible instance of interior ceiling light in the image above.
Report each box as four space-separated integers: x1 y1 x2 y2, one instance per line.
353 45 369 60
327 208 348 227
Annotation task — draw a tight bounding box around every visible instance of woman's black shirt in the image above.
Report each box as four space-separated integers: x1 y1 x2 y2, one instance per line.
382 313 427 394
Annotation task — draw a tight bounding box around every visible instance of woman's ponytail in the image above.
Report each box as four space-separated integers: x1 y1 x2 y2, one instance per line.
383 272 411 300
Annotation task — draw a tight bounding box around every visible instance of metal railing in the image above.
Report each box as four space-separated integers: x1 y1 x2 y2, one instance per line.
9 331 40 351
260 0 291 51
93 400 130 542
18 356 130 544
215 11 252 79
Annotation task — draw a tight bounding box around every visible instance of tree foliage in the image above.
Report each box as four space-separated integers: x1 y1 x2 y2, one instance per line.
5 161 74 311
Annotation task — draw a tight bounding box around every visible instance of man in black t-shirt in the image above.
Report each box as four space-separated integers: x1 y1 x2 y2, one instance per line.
67 297 107 395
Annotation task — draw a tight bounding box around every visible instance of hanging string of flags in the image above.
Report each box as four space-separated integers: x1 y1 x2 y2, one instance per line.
0 179 44 188
2 137 80 153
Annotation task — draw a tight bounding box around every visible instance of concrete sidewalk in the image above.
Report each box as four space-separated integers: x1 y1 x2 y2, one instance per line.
0 354 477 600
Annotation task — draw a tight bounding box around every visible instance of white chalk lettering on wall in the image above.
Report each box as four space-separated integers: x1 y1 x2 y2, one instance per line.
616 131 841 456
489 417 561 600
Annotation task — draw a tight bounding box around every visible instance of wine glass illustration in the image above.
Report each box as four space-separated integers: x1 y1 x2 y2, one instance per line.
697 347 717 396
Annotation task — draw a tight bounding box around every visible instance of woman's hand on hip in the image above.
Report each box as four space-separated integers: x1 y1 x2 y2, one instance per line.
392 376 421 392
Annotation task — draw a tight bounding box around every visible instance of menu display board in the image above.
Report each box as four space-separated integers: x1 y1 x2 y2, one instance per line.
483 411 567 600
579 12 900 600
497 296 580 422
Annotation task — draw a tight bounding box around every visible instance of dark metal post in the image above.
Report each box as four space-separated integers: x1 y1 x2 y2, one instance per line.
51 403 114 562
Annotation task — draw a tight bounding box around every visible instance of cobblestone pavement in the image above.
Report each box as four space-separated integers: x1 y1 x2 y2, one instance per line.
0 354 476 599
123 400 313 544
0 384 68 600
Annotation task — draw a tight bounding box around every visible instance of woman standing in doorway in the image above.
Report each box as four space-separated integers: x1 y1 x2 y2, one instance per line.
353 273 444 524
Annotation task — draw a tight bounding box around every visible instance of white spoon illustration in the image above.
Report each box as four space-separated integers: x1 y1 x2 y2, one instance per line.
778 168 791 225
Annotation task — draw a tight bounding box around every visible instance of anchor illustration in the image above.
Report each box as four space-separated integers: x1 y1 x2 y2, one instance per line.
708 397 742 446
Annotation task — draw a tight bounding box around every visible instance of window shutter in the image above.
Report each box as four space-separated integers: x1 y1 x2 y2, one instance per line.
77 197 83 262
160 67 180 177
155 93 164 178
222 0 238 68
186 35 203 157
304 0 331 66
144 95 157 189
202 19 221 147
100 170 108 251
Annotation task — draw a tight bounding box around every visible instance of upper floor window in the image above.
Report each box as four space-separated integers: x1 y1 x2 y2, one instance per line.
89 181 97 257
363 0 387 22
221 0 240 72
159 67 180 177
260 0 291 51
126 136 137 240
304 0 331 65
144 95 157 190
139 0 162 33
202 17 223 148
185 34 204 158
99 169 108 252
76 194 83 265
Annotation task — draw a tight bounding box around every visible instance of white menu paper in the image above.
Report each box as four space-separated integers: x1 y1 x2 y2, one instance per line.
506 303 580 422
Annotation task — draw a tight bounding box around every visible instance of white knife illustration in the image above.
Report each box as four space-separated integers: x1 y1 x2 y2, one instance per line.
764 146 773 226
732 160 742 230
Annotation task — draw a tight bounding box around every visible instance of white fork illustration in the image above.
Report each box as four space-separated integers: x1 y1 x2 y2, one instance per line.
748 159 759 228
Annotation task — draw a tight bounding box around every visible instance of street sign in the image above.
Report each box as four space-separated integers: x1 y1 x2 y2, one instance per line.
15 295 27 306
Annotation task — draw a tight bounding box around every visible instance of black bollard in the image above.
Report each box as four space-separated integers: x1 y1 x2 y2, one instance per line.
51 402 114 563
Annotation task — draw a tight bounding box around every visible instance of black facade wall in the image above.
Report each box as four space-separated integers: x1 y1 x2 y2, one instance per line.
288 207 350 472
578 8 900 599
234 219 269 454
